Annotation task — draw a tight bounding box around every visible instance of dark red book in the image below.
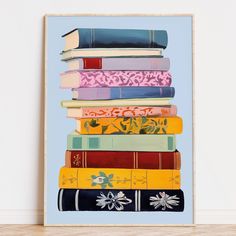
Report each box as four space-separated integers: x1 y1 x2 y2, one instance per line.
65 150 181 169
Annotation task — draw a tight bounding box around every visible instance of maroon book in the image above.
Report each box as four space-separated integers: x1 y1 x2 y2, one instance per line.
65 150 181 169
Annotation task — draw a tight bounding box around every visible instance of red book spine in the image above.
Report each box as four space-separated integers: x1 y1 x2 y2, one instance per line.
65 151 181 170
83 58 102 69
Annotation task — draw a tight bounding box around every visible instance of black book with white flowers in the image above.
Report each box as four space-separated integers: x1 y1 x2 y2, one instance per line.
58 189 184 212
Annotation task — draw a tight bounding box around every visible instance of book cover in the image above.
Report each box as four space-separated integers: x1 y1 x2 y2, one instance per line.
61 98 171 108
66 105 177 118
72 87 175 100
77 117 182 135
67 57 170 71
61 48 163 61
59 167 181 189
58 189 184 212
62 28 168 51
65 150 181 169
67 132 176 152
60 70 172 88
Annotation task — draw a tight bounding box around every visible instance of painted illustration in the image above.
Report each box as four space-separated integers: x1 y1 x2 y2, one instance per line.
58 28 184 212
45 15 193 225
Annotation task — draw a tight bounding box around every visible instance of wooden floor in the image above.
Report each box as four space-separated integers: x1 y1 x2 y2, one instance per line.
0 225 235 236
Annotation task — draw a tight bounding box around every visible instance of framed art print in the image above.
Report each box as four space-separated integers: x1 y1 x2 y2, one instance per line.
44 14 194 225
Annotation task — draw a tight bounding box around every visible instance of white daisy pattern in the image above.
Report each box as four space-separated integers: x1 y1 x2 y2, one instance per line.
149 192 180 210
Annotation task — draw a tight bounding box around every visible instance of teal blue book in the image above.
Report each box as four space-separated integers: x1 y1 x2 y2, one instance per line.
67 132 176 152
62 28 168 51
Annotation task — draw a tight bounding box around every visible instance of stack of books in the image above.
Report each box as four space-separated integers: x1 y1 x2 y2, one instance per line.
58 28 184 212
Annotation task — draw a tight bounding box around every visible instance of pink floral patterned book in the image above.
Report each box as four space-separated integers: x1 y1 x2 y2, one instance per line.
67 105 177 118
60 70 172 88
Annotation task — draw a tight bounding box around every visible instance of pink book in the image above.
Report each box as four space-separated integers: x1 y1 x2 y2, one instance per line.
60 70 171 88
67 105 177 118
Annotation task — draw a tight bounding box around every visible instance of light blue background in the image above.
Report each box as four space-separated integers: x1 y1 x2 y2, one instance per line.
46 16 193 225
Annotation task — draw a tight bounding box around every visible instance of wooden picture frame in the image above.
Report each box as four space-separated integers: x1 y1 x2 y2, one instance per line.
44 14 194 226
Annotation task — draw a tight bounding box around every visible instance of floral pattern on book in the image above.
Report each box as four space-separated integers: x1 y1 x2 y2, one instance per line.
83 117 169 134
169 175 180 185
78 71 172 87
149 192 180 210
96 191 132 211
72 154 81 167
83 106 175 118
91 171 114 189
61 174 77 186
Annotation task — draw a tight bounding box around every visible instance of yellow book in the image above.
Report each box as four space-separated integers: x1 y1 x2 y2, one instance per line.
61 98 171 108
59 167 181 190
76 117 182 134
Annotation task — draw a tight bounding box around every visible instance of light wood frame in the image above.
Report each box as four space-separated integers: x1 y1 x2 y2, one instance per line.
44 14 195 226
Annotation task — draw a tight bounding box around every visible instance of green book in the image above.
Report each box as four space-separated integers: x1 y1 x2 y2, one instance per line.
67 131 176 152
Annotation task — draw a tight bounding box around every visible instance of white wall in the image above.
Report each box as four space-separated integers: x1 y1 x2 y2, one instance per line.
0 0 236 224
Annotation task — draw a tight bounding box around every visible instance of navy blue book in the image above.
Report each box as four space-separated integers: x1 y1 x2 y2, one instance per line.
72 87 175 100
58 189 184 212
62 28 168 51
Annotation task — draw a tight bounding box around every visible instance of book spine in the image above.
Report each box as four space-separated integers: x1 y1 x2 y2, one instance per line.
58 189 184 212
67 106 177 118
61 49 163 61
67 58 102 70
68 58 170 71
60 71 172 88
78 117 182 135
67 134 176 151
72 87 175 100
59 167 181 189
65 150 181 169
62 98 171 108
58 189 184 211
78 28 168 49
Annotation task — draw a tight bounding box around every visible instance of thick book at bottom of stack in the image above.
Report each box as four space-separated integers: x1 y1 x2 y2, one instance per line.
58 189 184 212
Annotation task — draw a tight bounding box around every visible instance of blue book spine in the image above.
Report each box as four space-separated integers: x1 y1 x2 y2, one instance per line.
72 87 175 100
63 28 168 49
